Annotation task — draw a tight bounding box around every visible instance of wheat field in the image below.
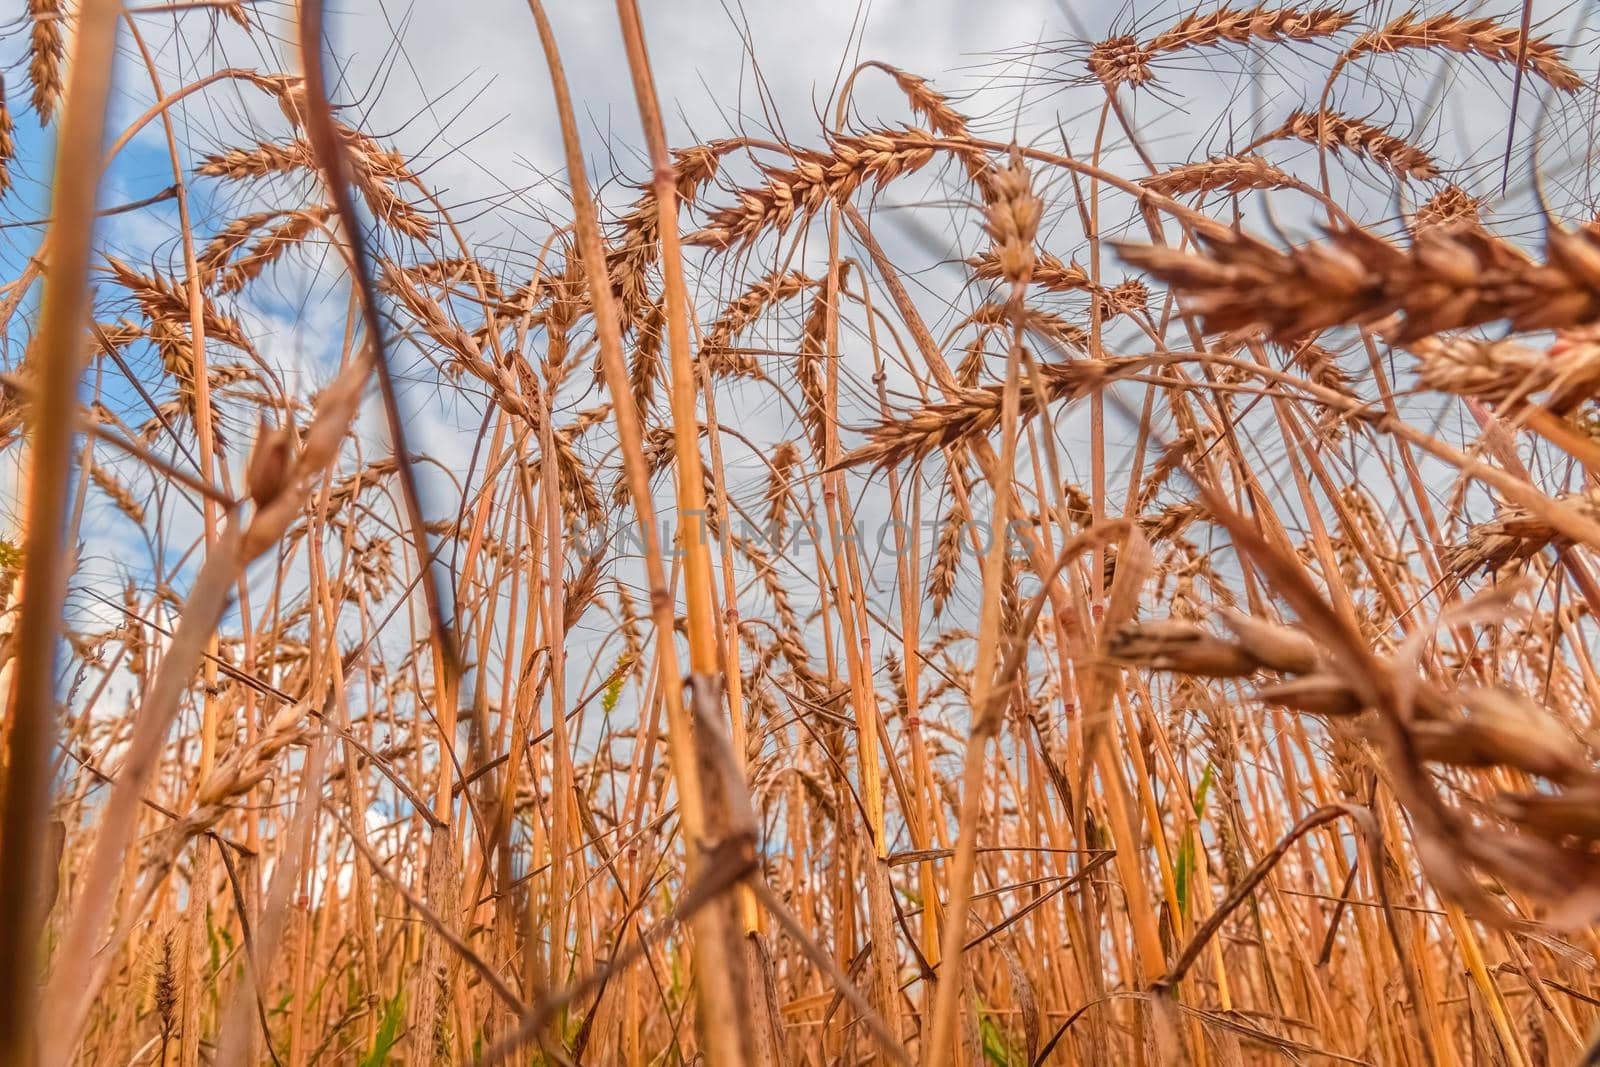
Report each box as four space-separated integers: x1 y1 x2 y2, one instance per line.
4 0 1600 1064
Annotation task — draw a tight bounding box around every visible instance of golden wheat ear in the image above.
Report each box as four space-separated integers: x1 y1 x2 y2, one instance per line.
27 0 65 125
1269 110 1439 180
1346 10 1582 92
0 75 14 195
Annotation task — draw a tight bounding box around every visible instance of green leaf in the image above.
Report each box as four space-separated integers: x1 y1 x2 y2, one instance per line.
979 1003 1017 1065
358 990 405 1067
1193 762 1214 818
206 911 223 977
1175 827 1196 918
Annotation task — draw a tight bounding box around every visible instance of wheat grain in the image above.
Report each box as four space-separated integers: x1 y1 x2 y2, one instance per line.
1413 184 1483 233
968 249 1089 292
1272 110 1439 179
1088 37 1155 89
104 257 256 353
927 502 965 617
965 303 1088 347
1091 5 1354 89
1141 153 1305 195
878 65 969 137
218 207 333 293
764 441 801 534
1443 491 1600 578
982 154 1041 286
198 141 310 179
89 463 145 526
686 128 968 249
198 210 281 284
702 270 814 377
1146 4 1355 53
1117 220 1600 341
1096 278 1150 320
0 76 14 195
840 357 1148 468
1346 11 1582 92
28 0 64 125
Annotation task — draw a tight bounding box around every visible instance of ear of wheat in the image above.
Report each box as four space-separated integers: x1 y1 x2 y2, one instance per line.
686 128 966 249
1091 4 1354 88
1346 10 1582 91
0 76 14 195
27 0 64 125
1270 109 1439 179
1413 184 1483 232
1142 153 1305 195
1117 221 1600 341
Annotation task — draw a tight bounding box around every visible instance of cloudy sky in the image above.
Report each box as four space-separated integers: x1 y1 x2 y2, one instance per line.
5 0 1594 320
324 0 1597 238
2 0 1597 649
